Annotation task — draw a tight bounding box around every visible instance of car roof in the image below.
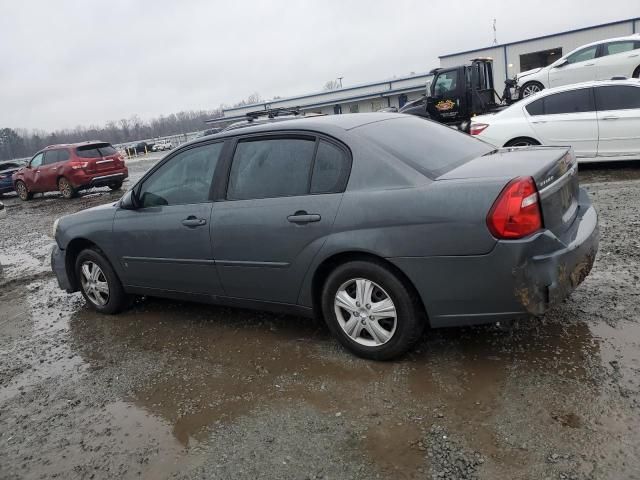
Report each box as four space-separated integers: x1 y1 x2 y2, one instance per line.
184 113 407 147
41 141 111 150
565 33 640 54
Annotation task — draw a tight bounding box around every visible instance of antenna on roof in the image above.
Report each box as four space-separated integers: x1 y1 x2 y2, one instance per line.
493 18 497 45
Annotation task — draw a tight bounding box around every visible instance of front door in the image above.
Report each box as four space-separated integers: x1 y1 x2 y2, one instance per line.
113 141 225 295
548 45 599 88
594 85 640 158
526 87 598 158
211 136 350 304
428 68 462 124
24 152 45 192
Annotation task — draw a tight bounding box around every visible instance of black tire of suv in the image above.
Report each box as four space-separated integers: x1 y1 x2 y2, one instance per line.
75 248 130 314
15 180 33 201
321 260 425 361
58 177 76 199
108 182 123 191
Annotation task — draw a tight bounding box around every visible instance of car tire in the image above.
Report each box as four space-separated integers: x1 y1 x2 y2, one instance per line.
519 81 544 99
633 66 640 79
108 182 123 191
321 260 425 360
505 137 541 147
58 177 76 199
15 180 33 201
75 247 130 314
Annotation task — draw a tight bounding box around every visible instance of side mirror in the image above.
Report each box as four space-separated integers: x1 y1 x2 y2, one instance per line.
119 189 138 210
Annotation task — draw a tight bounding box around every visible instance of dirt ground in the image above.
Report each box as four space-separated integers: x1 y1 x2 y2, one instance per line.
1 155 639 480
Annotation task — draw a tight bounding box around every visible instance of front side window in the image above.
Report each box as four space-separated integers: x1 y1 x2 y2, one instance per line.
542 88 594 115
595 85 640 111
566 46 597 64
434 71 458 95
604 41 638 56
525 98 544 116
227 138 315 200
138 142 223 208
30 153 44 168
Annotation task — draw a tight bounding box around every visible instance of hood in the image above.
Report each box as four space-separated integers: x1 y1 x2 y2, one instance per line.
516 67 543 80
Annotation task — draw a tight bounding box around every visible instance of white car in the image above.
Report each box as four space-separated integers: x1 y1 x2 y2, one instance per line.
152 140 173 152
470 79 640 162
516 34 640 98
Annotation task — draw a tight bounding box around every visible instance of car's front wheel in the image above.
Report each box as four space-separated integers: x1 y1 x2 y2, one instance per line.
75 248 130 314
108 182 123 191
321 260 425 360
15 180 33 201
519 81 544 99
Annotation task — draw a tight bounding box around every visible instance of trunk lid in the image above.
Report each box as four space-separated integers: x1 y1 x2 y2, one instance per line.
438 146 579 238
76 143 125 173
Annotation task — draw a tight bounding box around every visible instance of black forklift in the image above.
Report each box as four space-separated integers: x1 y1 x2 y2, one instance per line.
399 58 516 132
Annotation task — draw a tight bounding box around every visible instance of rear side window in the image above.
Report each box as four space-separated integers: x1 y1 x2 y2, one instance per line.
354 116 493 179
44 150 59 165
311 141 350 194
76 143 116 158
58 149 70 162
227 138 315 200
595 85 640 111
527 89 594 116
525 98 544 116
604 41 639 56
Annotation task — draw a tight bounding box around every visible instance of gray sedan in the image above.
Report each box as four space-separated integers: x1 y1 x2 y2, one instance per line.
51 113 599 359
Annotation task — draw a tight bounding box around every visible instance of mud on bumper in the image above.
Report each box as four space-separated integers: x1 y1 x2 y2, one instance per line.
51 244 73 292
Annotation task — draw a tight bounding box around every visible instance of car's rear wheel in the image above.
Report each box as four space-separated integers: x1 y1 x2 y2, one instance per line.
58 177 76 199
75 248 130 314
108 181 123 191
505 137 540 147
15 181 32 201
520 81 544 99
321 260 425 360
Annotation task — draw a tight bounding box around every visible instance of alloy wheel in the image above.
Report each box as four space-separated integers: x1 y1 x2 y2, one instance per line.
334 278 397 347
16 182 28 200
80 261 110 306
522 84 541 97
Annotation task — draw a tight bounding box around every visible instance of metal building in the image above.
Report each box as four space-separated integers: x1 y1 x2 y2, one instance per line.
220 72 431 120
440 17 640 84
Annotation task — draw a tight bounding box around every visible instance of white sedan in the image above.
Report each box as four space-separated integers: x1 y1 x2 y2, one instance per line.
471 79 640 162
516 34 640 98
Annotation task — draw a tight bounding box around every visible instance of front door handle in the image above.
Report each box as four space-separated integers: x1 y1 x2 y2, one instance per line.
182 216 207 227
531 120 547 124
584 63 595 66
602 116 619 121
287 211 321 224
629 54 639 58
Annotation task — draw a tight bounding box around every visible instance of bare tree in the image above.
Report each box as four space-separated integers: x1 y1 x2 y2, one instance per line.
323 80 341 91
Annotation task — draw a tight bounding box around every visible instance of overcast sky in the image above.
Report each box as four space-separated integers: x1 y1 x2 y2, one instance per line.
1 0 639 131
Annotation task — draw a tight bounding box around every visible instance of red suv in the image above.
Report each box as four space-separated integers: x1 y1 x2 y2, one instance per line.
13 142 128 200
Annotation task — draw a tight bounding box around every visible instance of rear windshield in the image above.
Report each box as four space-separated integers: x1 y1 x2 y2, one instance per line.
354 116 493 178
76 143 117 158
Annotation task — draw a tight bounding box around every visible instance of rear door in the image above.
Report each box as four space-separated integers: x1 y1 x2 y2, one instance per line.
548 45 599 87
211 135 350 303
526 87 598 158
113 141 225 295
597 40 640 79
42 149 64 190
594 84 640 158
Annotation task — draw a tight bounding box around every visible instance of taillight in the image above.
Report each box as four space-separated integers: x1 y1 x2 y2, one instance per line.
470 123 489 135
69 161 89 170
487 176 543 239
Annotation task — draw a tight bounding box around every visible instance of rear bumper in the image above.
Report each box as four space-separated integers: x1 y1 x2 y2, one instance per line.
389 188 599 328
70 167 128 189
51 245 73 292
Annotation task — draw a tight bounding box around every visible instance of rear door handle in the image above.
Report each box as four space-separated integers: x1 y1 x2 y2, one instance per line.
531 120 547 124
629 54 639 58
584 63 595 66
287 211 321 224
602 116 619 121
182 216 207 227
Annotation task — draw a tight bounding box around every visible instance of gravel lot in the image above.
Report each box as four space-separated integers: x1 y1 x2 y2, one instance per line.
0 155 639 480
